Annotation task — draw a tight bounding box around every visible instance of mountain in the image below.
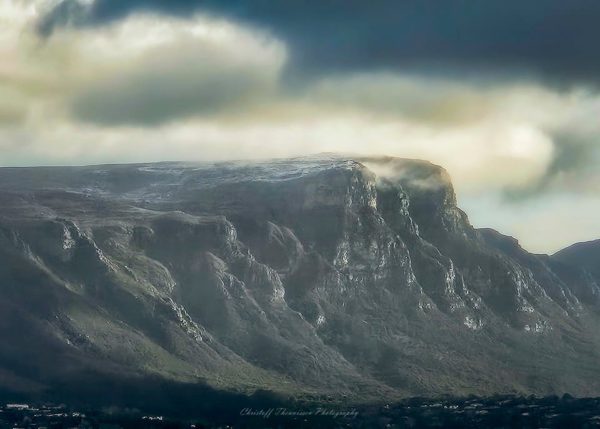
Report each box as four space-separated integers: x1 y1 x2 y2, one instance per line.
554 240 600 283
0 155 599 412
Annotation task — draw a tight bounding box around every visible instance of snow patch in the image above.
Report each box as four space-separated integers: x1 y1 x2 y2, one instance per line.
524 320 551 334
316 314 326 326
62 225 76 250
464 316 482 330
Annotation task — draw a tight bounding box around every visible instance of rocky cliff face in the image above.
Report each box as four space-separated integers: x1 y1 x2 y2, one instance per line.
0 156 599 406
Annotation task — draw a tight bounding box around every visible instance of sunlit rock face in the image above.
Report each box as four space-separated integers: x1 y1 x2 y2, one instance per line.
0 155 599 406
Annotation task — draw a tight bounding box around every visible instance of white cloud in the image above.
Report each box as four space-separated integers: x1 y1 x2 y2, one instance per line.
68 15 286 125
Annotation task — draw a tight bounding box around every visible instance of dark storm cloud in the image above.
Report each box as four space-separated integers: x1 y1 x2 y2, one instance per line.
38 0 600 83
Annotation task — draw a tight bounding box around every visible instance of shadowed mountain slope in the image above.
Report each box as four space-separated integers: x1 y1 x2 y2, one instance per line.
0 155 599 409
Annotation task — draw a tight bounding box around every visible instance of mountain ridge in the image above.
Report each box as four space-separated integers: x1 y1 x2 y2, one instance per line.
0 155 599 410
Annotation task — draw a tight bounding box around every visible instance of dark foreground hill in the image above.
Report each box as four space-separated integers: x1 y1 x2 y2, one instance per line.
0 155 599 413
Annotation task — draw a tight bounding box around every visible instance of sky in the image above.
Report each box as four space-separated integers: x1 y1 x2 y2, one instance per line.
1 0 600 253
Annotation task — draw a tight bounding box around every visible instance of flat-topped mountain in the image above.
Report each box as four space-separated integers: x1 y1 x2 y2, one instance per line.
0 155 599 411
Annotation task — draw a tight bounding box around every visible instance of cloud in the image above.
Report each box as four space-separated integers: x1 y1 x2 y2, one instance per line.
502 90 600 199
37 0 600 84
0 87 28 125
1 2 287 127
0 4 590 194
1 3 595 196
36 0 91 36
307 74 491 125
65 15 286 125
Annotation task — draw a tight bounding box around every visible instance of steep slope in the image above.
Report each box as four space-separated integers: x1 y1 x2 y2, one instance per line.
0 155 599 408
